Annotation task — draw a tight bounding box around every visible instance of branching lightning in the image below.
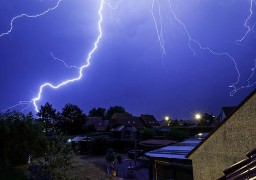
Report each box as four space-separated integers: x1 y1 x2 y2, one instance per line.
50 53 79 69
236 0 256 43
32 0 104 112
151 0 256 96
0 0 64 38
1 101 31 113
151 0 166 57
1 0 104 113
1 0 256 113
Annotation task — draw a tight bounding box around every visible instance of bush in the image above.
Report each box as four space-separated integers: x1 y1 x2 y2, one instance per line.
28 135 73 180
0 111 47 167
105 148 115 163
140 128 157 140
165 129 190 141
90 137 110 155
110 140 135 153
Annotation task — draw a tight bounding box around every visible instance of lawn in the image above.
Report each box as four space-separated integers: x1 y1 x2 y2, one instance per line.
67 155 111 180
16 155 111 180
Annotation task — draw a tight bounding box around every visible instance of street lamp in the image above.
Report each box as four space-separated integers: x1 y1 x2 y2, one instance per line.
195 113 202 120
164 116 170 121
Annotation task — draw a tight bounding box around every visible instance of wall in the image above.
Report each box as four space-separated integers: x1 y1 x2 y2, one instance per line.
188 91 256 180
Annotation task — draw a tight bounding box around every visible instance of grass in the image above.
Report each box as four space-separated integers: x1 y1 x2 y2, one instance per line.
67 155 111 180
16 155 111 180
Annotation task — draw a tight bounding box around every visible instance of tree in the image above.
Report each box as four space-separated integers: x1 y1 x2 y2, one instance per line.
37 102 56 120
29 135 73 180
0 111 47 168
88 107 106 119
106 106 126 119
60 103 86 134
37 102 57 135
168 119 179 127
140 128 157 140
197 113 215 126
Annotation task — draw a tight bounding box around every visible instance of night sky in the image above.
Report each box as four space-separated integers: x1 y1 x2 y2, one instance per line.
0 0 255 120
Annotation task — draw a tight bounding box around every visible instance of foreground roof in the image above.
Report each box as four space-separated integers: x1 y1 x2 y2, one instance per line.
145 138 202 159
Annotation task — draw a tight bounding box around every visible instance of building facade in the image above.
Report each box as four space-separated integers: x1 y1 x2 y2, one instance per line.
187 89 256 179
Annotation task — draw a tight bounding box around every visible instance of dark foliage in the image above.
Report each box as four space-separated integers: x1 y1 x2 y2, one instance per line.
86 124 96 132
88 107 106 119
59 103 87 135
29 135 73 180
140 128 157 140
165 129 190 141
105 148 115 163
37 102 57 135
0 111 47 168
197 113 215 126
105 106 126 119
89 137 110 155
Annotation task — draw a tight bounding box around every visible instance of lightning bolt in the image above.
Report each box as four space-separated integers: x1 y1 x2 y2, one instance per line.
1 0 104 113
1 101 31 113
236 0 256 43
151 0 166 57
151 0 256 96
32 0 104 112
0 0 64 38
1 0 255 113
50 52 79 69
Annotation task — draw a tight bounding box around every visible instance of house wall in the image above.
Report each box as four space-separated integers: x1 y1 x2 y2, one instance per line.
188 92 256 180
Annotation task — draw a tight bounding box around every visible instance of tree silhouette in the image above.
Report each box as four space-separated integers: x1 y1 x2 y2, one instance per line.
88 107 106 119
37 102 57 135
60 103 86 134
106 106 126 119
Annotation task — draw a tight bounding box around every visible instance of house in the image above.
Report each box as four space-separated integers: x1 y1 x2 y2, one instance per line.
140 114 160 128
111 125 137 140
110 113 144 129
214 106 237 124
85 117 106 131
187 88 256 180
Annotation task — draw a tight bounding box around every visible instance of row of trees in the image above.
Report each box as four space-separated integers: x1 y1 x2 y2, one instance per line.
37 102 127 135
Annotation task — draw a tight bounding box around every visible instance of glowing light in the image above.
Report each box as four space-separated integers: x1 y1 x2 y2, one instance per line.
0 0 64 38
164 116 170 121
236 0 256 43
151 0 166 57
195 113 202 120
151 0 256 96
32 0 104 112
1 0 256 113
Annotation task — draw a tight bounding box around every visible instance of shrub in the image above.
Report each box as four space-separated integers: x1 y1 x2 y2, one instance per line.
0 111 47 167
165 129 190 141
90 137 109 155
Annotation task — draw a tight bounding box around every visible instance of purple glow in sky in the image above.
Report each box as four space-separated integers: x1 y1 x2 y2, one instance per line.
0 0 255 120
